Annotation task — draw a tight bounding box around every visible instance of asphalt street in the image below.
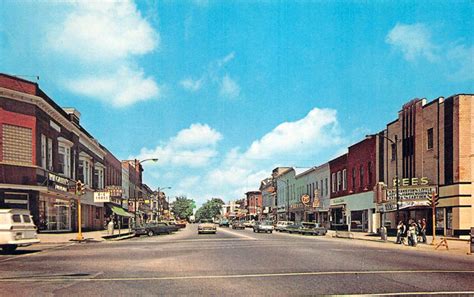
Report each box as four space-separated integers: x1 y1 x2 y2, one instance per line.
0 225 473 296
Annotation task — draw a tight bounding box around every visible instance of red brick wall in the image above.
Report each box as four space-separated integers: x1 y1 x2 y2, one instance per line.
329 154 347 198
0 74 37 95
0 107 36 164
347 138 377 194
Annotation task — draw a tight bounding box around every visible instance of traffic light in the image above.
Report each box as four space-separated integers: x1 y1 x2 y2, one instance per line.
427 193 439 207
76 180 85 196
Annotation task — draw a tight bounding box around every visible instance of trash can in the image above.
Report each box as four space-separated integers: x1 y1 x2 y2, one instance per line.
380 226 387 242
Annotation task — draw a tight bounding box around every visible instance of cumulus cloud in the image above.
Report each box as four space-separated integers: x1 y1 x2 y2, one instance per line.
136 123 223 168
47 0 160 107
67 66 160 107
180 77 204 92
386 23 437 61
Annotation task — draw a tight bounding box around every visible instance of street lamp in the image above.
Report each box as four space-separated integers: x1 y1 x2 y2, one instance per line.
156 186 171 221
366 134 400 223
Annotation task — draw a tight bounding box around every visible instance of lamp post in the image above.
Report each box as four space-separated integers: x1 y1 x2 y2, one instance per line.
366 134 400 223
126 158 158 227
156 186 171 221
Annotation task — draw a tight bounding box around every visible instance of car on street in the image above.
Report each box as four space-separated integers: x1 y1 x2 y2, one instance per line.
0 209 40 252
231 221 245 229
283 222 302 234
198 219 217 234
275 221 292 232
219 219 230 227
298 222 327 236
134 222 177 237
176 220 187 229
243 221 255 228
253 221 274 233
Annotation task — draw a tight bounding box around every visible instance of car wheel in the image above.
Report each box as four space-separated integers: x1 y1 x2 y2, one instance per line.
270 231 273 234
147 230 154 237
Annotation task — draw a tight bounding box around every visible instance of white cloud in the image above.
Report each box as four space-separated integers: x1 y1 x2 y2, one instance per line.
446 44 474 81
180 52 240 98
49 0 158 62
180 77 204 92
47 0 160 107
219 74 240 98
386 23 437 62
67 66 160 107
136 123 222 168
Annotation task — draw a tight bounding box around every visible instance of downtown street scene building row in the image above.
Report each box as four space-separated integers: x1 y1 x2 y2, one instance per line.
0 73 170 232
222 94 474 238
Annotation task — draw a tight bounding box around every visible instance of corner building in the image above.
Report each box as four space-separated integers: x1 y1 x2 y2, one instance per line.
377 95 474 237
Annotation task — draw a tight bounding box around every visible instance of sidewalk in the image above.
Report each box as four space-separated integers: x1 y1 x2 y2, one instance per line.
327 230 472 256
38 228 134 244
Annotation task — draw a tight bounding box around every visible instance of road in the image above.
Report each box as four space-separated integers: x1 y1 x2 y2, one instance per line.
0 225 473 296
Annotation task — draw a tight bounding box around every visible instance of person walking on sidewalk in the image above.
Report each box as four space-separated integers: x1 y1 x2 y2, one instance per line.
416 219 422 243
396 221 406 244
421 218 427 243
407 222 417 247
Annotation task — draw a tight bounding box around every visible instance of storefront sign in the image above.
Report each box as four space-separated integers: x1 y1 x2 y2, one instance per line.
392 177 429 187
386 186 437 201
106 185 123 197
94 191 111 203
383 200 430 211
48 173 70 192
330 198 346 206
313 198 320 208
300 194 310 206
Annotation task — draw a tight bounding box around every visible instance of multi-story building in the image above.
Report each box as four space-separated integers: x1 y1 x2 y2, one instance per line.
245 191 262 220
0 73 106 231
375 95 474 237
260 177 274 220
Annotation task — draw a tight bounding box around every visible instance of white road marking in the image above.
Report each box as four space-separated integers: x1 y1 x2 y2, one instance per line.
370 292 474 296
0 270 473 282
217 227 258 240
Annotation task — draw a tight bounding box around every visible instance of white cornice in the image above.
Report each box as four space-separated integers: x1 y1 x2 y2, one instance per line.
0 87 106 158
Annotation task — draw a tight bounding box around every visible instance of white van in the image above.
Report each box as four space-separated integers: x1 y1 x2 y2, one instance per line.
0 209 40 252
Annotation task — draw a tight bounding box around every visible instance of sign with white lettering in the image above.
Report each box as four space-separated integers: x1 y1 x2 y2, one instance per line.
94 191 111 203
386 186 437 201
48 173 71 192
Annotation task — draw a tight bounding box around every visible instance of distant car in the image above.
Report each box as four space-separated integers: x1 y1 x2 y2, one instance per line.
275 221 292 232
198 219 217 234
283 222 302 234
243 221 255 228
0 209 40 252
219 219 230 227
176 220 187 229
298 222 327 236
253 221 274 233
134 222 176 237
231 221 245 230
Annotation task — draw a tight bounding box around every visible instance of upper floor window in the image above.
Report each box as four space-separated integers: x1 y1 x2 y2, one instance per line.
352 167 356 191
79 154 93 186
391 143 396 161
58 138 73 178
427 128 434 150
331 173 336 193
47 138 53 171
2 124 32 165
325 178 328 196
337 171 342 192
94 164 105 189
359 165 364 188
342 169 347 191
368 161 373 186
41 134 47 169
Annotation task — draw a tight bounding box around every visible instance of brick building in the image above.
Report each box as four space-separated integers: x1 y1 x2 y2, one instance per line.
245 191 262 220
376 95 474 237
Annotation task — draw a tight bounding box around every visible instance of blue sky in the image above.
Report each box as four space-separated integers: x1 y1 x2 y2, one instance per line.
1 1 473 206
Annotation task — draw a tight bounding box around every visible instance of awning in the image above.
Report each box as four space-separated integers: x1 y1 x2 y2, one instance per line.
110 205 133 217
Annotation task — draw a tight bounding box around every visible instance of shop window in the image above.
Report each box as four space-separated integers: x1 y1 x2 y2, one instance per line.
2 124 33 165
427 128 434 150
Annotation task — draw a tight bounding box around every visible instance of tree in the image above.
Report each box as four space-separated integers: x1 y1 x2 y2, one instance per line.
195 198 225 221
171 196 195 220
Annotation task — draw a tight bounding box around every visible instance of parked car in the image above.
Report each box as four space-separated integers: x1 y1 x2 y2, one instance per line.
176 220 187 229
298 222 327 236
0 209 40 252
134 222 176 237
275 221 292 232
243 221 255 228
253 221 274 233
198 219 217 234
231 221 245 230
283 222 302 234
219 219 230 227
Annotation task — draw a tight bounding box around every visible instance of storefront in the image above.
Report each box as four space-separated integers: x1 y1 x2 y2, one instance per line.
330 192 376 233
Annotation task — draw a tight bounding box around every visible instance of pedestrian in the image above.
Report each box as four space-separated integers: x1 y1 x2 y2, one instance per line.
421 218 427 243
416 219 422 243
396 221 406 244
107 218 115 235
407 223 417 246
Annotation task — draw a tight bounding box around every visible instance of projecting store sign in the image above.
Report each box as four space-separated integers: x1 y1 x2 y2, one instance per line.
48 173 71 192
94 191 110 203
386 186 437 201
